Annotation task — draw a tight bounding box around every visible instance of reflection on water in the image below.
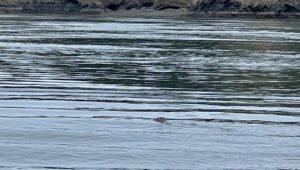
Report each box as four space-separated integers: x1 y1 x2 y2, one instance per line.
0 15 299 169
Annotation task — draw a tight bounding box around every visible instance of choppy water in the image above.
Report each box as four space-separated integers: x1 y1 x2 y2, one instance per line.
0 14 299 169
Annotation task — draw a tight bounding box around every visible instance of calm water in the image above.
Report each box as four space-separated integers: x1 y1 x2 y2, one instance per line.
0 14 299 169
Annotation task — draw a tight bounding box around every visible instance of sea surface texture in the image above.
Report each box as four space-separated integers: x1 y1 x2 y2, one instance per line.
0 15 299 169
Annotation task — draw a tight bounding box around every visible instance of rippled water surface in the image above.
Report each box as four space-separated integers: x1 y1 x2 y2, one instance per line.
0 14 299 169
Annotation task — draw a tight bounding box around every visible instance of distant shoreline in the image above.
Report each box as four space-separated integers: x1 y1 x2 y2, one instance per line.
1 8 300 19
86 9 300 19
1 9 300 19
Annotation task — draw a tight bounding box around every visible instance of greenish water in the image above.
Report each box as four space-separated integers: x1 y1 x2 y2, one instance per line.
0 15 299 169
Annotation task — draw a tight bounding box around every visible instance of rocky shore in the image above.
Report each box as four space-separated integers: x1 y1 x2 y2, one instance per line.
190 0 300 18
0 0 299 18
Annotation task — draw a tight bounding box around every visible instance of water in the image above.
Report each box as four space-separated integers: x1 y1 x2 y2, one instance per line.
0 14 299 169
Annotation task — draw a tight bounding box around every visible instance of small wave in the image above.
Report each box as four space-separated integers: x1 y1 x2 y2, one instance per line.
0 115 299 126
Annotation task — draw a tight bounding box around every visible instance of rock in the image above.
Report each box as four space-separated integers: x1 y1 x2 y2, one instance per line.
276 0 300 12
190 0 300 13
102 0 142 10
21 0 81 13
122 0 142 10
140 0 155 7
154 0 190 10
78 0 103 13
154 117 167 123
0 0 22 12
22 0 65 12
79 0 103 9
101 0 123 10
190 0 242 12
64 0 81 12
